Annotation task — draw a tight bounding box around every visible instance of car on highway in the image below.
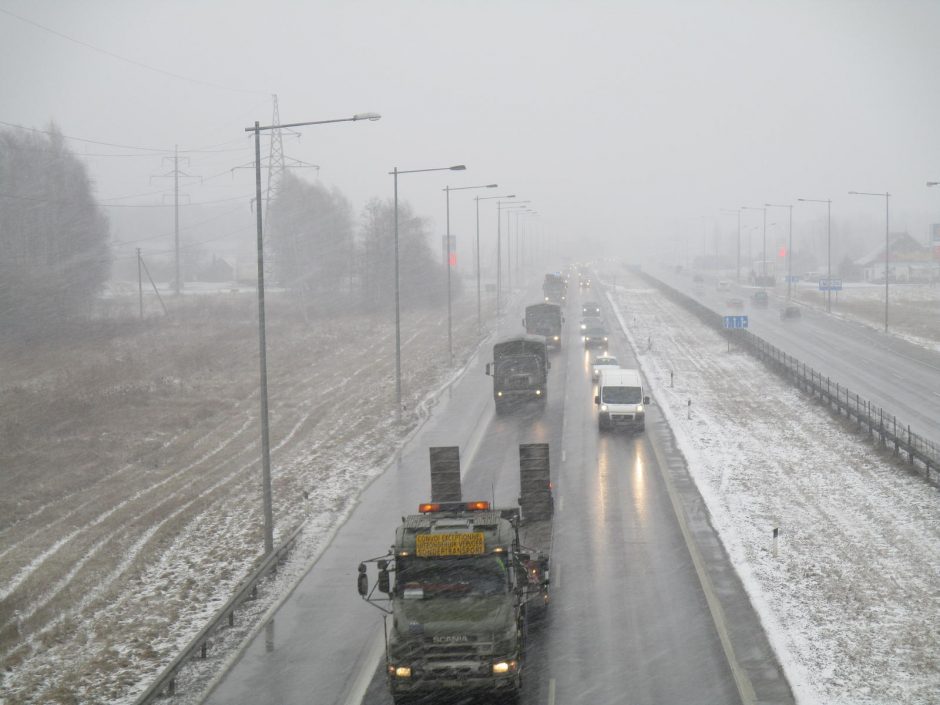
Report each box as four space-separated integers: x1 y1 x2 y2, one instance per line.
580 276 592 288
582 301 601 317
580 314 602 331
582 325 609 348
752 289 769 307
780 305 802 320
726 297 745 309
716 280 731 292
591 354 619 380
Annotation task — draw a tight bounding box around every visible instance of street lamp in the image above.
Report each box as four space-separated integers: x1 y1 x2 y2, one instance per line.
444 183 497 365
475 193 515 333
766 203 794 298
741 206 768 281
720 208 742 283
390 164 466 419
797 197 832 312
245 111 380 554
496 200 529 317
849 190 891 332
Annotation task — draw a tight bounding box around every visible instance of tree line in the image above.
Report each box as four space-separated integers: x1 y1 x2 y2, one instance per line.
267 172 454 314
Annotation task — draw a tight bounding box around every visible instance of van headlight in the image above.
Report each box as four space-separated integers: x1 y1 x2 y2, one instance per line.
600 405 608 412
636 404 644 413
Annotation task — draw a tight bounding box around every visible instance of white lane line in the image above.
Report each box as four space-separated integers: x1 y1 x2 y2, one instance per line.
548 677 556 705
558 495 564 513
341 628 385 705
552 562 560 590
561 449 567 463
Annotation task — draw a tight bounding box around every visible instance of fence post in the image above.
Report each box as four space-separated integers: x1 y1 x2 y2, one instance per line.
908 425 914 465
893 417 899 456
880 408 885 447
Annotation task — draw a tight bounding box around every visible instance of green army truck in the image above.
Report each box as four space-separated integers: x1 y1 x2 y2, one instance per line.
357 444 553 705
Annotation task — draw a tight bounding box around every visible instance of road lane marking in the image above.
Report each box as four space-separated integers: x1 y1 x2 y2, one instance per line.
605 284 758 705
557 495 564 513
341 628 385 705
547 677 556 705
552 562 560 589
561 449 567 463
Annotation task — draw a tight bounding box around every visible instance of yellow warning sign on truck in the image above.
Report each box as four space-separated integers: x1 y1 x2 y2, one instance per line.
416 532 485 557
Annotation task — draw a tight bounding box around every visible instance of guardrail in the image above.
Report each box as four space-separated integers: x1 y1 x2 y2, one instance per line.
133 523 305 705
638 271 940 480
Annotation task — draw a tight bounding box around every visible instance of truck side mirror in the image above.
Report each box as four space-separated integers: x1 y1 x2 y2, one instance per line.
378 568 390 594
643 396 650 405
547 360 551 370
594 395 600 405
485 363 491 376
357 563 368 597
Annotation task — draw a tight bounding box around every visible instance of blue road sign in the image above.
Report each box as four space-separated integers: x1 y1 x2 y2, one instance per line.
818 279 843 291
785 275 801 283
723 315 749 329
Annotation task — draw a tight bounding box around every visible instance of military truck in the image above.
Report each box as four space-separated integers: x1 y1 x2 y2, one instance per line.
485 336 550 413
357 444 554 705
523 302 564 349
542 272 567 303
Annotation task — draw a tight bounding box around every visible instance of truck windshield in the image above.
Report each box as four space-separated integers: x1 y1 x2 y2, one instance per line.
496 356 540 378
602 386 641 404
396 555 509 597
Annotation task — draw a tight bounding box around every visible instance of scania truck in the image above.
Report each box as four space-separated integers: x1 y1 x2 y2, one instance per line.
523 302 563 349
485 336 550 413
357 444 553 705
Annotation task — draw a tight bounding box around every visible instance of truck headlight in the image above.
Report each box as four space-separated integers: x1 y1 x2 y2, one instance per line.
553 335 559 341
390 666 412 678
535 389 541 396
497 391 503 397
492 660 518 674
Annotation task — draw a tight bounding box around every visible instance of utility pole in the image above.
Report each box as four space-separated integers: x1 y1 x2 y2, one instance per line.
137 248 143 319
152 146 198 295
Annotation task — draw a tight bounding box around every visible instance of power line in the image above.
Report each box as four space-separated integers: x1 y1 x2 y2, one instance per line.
0 7 269 96
0 190 250 208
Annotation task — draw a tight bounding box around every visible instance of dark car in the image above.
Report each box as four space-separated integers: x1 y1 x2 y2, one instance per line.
752 289 769 307
780 305 802 320
726 297 745 309
582 325 609 348
582 301 601 317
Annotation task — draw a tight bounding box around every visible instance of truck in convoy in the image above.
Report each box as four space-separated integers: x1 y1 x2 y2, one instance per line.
542 273 567 303
485 336 550 413
523 302 563 349
357 444 554 705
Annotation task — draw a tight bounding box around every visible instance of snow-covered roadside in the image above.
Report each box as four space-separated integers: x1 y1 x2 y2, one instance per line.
606 279 940 705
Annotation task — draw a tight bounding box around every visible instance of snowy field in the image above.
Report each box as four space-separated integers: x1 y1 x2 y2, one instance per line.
0 294 491 705
607 274 940 705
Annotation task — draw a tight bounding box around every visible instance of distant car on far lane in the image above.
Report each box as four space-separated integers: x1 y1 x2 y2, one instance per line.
591 354 619 380
752 289 769 307
716 280 731 292
780 305 802 320
726 297 745 309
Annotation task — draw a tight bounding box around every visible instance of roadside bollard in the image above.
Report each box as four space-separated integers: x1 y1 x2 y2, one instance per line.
670 370 674 387
687 399 692 419
772 527 779 557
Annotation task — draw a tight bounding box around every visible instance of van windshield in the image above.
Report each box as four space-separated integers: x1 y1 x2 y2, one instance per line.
602 386 641 404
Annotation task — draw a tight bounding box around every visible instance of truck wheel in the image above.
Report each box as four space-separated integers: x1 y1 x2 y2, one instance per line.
495 399 507 415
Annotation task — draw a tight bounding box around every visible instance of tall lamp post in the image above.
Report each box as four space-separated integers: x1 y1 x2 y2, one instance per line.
766 203 793 298
444 183 497 365
742 206 767 280
390 164 467 419
720 208 742 283
928 182 940 282
797 197 832 312
475 193 515 332
496 200 529 317
849 190 891 332
245 111 380 553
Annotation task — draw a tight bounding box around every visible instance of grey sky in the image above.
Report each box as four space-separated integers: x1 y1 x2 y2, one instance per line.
2 0 940 267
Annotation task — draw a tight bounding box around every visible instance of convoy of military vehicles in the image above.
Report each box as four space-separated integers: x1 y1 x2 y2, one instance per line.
358 269 651 703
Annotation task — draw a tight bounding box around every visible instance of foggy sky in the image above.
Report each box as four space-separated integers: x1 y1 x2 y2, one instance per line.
2 0 940 269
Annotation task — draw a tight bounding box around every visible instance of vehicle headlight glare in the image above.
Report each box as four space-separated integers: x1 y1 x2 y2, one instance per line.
535 389 541 396
636 404 644 412
393 666 412 678
601 404 608 412
492 660 518 674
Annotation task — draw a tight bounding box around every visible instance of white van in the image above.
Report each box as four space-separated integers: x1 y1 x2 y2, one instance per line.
594 368 650 432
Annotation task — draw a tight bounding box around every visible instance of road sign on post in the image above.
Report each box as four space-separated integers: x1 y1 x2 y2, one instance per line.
723 315 749 329
818 279 842 291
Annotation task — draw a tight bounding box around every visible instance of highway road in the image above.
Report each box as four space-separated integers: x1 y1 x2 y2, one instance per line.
649 267 940 445
203 281 793 705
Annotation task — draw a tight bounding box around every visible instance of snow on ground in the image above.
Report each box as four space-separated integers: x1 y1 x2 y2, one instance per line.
0 295 493 705
607 274 940 705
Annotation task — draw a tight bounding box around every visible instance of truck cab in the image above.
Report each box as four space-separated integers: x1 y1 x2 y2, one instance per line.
486 336 550 413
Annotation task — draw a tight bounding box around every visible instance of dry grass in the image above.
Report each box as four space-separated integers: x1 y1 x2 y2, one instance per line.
0 290 488 704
